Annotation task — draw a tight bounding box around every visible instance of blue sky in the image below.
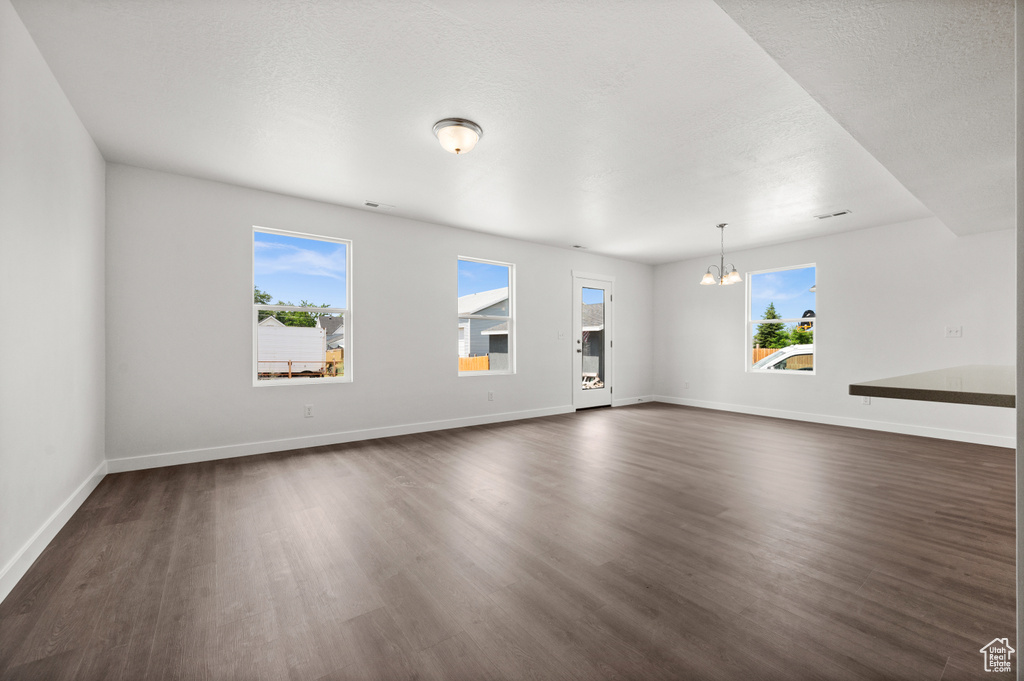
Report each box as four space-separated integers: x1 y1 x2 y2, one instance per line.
582 287 605 305
254 231 347 308
749 266 816 320
458 259 509 297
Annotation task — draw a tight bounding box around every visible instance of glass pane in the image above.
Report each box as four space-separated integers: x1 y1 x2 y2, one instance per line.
458 259 510 314
749 266 815 321
458 258 511 372
581 287 605 389
254 231 347 310
457 319 509 372
257 313 344 380
750 321 814 371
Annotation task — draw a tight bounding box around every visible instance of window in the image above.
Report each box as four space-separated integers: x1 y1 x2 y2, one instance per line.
253 228 350 385
457 257 513 374
747 264 815 373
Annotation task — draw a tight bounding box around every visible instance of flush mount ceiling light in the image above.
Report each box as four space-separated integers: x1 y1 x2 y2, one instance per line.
432 118 483 154
699 223 742 286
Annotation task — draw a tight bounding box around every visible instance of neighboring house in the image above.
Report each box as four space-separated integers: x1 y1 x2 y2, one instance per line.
481 321 509 353
254 323 323 374
458 321 469 358
317 315 345 350
458 287 509 370
582 302 605 382
257 318 327 375
258 315 285 327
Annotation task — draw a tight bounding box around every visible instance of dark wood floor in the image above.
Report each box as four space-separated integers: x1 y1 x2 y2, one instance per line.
0 403 1014 680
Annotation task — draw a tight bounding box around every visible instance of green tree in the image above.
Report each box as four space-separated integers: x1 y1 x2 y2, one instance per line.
790 325 814 345
254 287 331 326
768 328 792 349
753 302 788 349
275 300 330 327
255 286 273 321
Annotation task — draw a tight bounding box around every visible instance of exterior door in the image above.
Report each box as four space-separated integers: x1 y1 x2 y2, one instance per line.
573 274 613 409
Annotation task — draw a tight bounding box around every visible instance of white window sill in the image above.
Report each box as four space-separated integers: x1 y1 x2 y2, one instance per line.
253 376 352 387
747 369 816 376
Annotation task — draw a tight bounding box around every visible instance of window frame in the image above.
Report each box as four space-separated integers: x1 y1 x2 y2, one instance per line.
252 226 352 387
457 256 515 377
745 263 816 375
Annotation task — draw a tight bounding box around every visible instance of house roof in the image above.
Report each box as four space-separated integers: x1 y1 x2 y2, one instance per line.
458 288 508 316
583 303 604 331
258 316 285 327
481 322 508 335
317 315 344 335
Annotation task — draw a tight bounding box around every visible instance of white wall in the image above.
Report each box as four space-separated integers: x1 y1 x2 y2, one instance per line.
105 164 654 469
0 0 106 600
653 217 1015 446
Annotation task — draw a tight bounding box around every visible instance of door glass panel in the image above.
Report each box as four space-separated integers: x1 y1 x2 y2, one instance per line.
581 287 605 390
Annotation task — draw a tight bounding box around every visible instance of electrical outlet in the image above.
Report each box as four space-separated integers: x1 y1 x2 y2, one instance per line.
944 326 963 338
684 381 690 389
487 391 494 401
557 330 565 340
304 404 314 418
861 396 871 405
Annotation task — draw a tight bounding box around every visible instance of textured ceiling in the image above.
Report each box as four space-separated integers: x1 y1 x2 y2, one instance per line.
8 0 1008 264
714 0 1015 237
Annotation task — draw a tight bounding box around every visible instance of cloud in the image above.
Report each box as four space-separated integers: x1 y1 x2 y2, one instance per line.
254 242 346 280
751 287 804 302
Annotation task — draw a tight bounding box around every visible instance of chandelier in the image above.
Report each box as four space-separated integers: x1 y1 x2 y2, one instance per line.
700 223 742 286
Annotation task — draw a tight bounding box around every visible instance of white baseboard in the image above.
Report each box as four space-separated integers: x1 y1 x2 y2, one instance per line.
613 395 654 408
107 405 577 473
0 459 108 605
651 395 1015 448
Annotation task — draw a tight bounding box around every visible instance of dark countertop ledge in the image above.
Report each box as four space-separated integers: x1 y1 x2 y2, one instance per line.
849 365 1015 408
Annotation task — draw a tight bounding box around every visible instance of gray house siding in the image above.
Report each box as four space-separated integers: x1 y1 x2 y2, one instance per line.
462 317 506 357
487 334 509 371
476 300 508 316
463 300 509 358
488 335 508 354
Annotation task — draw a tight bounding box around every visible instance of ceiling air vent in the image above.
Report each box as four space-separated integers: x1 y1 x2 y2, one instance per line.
814 209 852 220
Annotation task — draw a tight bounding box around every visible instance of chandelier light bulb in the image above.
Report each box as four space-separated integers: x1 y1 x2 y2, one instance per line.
698 223 741 288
